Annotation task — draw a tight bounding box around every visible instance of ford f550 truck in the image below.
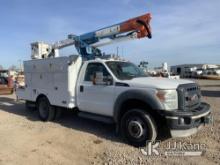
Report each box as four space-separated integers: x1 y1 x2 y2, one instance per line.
16 55 212 146
16 13 212 146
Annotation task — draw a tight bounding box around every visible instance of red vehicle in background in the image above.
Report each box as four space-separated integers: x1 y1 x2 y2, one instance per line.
0 70 14 95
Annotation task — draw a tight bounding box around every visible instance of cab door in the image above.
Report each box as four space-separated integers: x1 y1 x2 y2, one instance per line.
77 62 115 117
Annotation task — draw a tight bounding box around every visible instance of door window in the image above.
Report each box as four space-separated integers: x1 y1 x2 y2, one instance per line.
84 63 110 81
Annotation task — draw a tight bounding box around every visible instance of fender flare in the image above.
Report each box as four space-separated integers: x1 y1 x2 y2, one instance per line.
113 89 164 123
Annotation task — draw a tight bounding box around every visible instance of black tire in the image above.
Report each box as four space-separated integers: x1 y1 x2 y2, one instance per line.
120 109 157 147
37 97 55 121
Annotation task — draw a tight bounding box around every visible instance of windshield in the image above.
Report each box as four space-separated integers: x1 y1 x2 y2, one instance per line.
106 61 148 80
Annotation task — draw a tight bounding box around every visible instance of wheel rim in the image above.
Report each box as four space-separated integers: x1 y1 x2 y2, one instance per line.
127 117 147 139
39 101 48 119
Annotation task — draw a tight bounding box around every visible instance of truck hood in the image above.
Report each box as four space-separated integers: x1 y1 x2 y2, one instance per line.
124 77 194 89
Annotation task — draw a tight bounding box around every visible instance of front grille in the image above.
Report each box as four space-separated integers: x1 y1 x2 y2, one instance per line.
177 83 201 110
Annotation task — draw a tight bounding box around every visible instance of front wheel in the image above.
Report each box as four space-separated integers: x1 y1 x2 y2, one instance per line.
120 109 157 147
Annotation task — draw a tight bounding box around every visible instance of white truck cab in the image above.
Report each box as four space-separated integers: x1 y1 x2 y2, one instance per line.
17 55 212 146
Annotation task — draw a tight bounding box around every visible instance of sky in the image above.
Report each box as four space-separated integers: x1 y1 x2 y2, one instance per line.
0 0 219 69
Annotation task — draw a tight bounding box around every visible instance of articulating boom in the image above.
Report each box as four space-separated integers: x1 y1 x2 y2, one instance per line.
31 13 152 60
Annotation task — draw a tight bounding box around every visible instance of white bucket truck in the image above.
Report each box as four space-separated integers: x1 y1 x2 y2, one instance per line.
16 13 212 146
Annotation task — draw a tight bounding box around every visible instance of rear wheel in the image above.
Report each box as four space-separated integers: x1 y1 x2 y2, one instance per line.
120 109 157 147
37 97 55 121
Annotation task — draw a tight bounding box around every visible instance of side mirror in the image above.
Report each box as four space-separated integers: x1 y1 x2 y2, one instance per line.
92 72 113 85
92 72 104 85
104 75 113 85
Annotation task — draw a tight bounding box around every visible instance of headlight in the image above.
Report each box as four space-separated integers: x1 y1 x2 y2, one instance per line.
156 90 178 110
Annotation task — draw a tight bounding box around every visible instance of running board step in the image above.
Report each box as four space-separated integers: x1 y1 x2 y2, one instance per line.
78 112 114 124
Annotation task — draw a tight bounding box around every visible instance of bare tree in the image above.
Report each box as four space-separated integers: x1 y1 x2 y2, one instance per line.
0 65 3 70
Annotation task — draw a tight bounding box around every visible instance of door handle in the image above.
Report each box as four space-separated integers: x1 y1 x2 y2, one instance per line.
80 85 84 92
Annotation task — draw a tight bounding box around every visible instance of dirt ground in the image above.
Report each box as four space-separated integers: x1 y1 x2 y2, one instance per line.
0 79 219 165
